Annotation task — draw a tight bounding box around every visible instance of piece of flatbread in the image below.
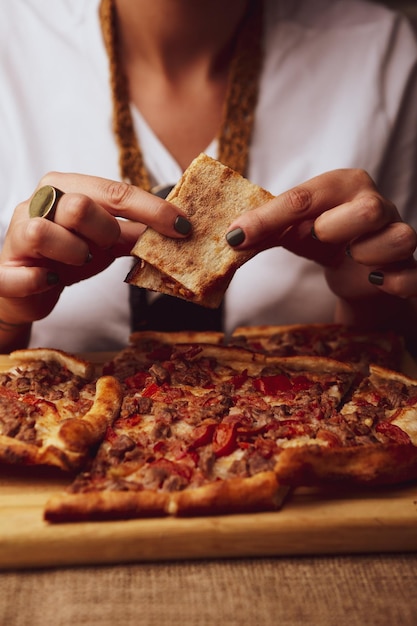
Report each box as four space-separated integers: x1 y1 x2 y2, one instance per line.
126 153 273 308
0 348 122 471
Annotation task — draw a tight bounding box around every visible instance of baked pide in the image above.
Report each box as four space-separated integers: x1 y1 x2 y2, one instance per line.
126 153 273 308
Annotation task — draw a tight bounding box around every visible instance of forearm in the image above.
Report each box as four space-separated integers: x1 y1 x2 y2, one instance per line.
335 294 417 356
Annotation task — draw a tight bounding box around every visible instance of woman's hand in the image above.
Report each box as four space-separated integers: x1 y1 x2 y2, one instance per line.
226 168 417 302
0 172 191 327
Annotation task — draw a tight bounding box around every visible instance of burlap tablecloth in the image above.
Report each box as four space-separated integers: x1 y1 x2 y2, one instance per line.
1 554 416 626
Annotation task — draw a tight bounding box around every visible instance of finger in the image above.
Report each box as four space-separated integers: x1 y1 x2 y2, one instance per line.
349 222 417 265
312 195 399 244
225 169 395 248
368 261 417 298
35 173 192 237
51 192 121 248
11 218 92 266
0 265 60 298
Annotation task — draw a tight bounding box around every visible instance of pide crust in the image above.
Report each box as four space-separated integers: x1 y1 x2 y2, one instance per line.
275 443 417 487
56 376 123 454
44 472 287 522
9 347 95 379
126 153 273 308
128 330 225 346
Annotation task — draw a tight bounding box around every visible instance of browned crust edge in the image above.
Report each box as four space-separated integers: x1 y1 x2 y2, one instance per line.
274 443 417 487
0 435 43 466
231 323 345 338
44 472 288 523
57 376 123 453
128 330 225 346
0 435 78 471
168 343 357 376
9 348 94 379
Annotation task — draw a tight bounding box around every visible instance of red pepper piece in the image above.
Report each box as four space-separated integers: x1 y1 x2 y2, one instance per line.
142 382 159 397
376 421 411 444
230 369 248 389
124 371 149 390
190 422 217 448
253 374 292 395
153 440 167 454
149 458 192 481
291 375 312 391
212 422 239 457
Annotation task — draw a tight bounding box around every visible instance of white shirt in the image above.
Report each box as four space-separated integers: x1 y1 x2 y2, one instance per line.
0 0 416 351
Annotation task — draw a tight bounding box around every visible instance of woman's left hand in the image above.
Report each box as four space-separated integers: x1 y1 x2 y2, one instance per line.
226 168 417 301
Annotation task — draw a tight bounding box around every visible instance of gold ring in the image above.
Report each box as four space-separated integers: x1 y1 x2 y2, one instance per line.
29 185 64 221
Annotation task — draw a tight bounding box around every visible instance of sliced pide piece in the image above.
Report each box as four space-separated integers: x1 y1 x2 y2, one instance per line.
274 364 417 486
44 472 288 522
230 323 404 372
0 348 122 471
126 153 273 308
347 365 417 446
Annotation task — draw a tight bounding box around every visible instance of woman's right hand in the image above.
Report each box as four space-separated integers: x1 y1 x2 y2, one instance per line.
0 172 191 328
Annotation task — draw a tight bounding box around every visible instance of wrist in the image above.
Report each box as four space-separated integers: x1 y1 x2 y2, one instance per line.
0 317 32 352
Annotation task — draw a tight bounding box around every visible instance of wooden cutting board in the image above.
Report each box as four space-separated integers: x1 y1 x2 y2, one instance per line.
1 352 417 570
1 466 416 570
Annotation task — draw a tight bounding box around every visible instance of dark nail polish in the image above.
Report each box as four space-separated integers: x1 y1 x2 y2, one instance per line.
226 228 245 247
368 271 384 286
174 215 192 235
47 272 59 286
311 225 319 240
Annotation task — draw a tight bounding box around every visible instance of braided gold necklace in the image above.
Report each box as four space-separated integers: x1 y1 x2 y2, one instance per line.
99 0 264 192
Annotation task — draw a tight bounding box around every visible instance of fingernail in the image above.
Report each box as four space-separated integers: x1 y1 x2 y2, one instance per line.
174 215 192 235
311 225 319 240
368 271 384 286
226 228 245 247
47 272 59 286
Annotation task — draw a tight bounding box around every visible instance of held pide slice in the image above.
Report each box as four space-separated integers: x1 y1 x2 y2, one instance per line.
126 154 274 308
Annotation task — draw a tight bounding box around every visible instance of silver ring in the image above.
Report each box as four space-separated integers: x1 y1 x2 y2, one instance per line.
29 185 64 221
